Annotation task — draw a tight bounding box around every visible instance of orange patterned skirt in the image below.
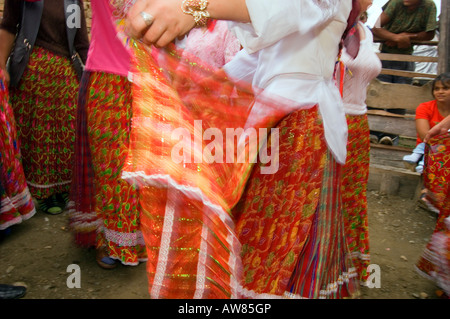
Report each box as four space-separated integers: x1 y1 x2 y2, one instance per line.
70 71 147 265
1 71 36 230
122 40 358 298
122 42 297 298
234 108 358 299
416 132 450 294
341 114 370 284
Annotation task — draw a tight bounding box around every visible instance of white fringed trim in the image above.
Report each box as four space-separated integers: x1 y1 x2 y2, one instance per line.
26 180 71 189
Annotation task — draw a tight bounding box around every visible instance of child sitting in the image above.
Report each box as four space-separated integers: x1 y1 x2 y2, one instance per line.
403 72 450 173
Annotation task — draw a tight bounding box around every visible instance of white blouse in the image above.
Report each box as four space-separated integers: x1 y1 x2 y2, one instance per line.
340 23 382 115
224 0 352 164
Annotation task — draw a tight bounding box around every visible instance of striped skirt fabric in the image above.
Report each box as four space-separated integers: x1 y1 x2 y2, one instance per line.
70 71 147 266
9 46 79 200
234 108 358 299
68 71 98 247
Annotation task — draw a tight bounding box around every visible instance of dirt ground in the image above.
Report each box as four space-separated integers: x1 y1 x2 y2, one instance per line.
0 190 441 300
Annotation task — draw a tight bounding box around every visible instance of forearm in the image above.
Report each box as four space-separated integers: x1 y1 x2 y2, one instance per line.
127 0 251 47
206 0 250 23
0 29 15 70
440 115 450 131
405 30 435 42
424 115 450 143
371 27 398 42
416 118 430 142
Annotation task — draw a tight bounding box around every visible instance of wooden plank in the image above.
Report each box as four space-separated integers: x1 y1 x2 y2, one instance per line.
366 78 434 110
374 39 439 46
370 143 414 153
368 114 416 137
366 109 414 118
438 0 449 73
377 53 439 63
369 144 414 169
379 68 437 79
368 164 421 198
398 135 417 148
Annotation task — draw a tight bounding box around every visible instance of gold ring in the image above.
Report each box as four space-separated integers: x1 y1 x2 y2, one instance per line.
139 11 154 27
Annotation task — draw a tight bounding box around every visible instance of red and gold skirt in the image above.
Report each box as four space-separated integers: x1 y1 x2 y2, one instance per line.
341 114 371 284
9 46 79 200
234 109 358 299
69 71 147 266
0 71 36 229
122 41 358 298
416 132 450 293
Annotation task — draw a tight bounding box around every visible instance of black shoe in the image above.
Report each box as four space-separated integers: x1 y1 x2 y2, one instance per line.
0 284 27 299
39 194 64 215
56 192 70 210
0 228 12 241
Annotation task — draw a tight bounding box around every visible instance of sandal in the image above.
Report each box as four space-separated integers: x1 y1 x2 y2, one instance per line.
55 192 70 210
39 195 64 215
96 247 117 270
418 192 439 215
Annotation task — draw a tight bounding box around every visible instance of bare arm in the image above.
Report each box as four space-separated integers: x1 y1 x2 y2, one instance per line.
423 115 450 143
126 0 250 47
400 30 435 42
371 12 411 48
372 12 435 49
371 12 393 40
0 29 16 85
416 118 431 142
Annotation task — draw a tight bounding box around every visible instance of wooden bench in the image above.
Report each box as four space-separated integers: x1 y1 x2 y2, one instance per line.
366 78 434 198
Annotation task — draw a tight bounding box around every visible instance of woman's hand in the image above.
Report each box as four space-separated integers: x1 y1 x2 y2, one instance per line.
424 115 450 143
125 0 250 47
126 0 196 47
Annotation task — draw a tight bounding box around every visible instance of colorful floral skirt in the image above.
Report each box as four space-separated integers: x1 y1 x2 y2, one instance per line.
9 46 78 200
341 114 370 284
121 41 299 298
234 108 358 299
120 40 357 298
416 132 450 293
0 72 36 230
70 71 146 266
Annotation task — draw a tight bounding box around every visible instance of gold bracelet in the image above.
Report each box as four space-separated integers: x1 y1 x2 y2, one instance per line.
181 0 210 27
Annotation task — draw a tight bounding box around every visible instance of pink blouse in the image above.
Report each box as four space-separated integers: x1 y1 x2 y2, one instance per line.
84 0 131 77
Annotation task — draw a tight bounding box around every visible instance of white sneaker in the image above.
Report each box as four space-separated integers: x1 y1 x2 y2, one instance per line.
403 153 422 163
415 165 423 174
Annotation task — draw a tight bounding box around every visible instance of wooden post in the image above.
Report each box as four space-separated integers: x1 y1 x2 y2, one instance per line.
438 0 450 73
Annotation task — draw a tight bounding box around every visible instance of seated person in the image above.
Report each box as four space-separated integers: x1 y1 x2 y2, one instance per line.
403 72 450 173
